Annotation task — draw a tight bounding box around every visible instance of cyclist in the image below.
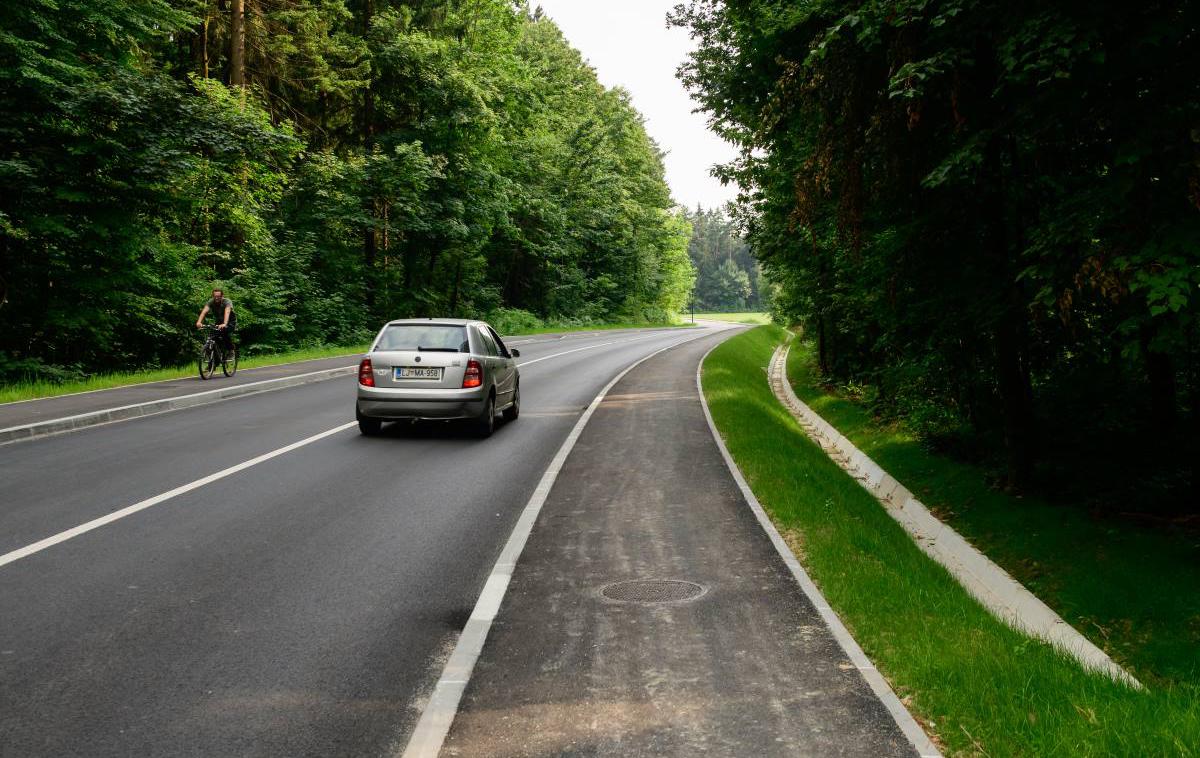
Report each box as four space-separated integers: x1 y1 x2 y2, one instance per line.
195 287 237 354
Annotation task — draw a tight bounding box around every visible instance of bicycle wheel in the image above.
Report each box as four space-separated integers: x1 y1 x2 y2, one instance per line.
222 344 238 377
198 341 218 380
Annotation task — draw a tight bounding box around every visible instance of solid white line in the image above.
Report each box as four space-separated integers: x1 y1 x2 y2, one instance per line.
0 365 358 436
2 331 671 442
399 326 724 758
0 355 365 409
694 342 942 758
515 333 659 368
0 330 678 569
0 422 357 570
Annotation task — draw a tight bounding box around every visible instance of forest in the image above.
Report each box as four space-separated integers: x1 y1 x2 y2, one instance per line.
684 206 765 312
0 0 695 382
673 0 1200 511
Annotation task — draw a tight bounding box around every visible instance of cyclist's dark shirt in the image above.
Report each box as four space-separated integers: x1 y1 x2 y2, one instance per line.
206 297 236 327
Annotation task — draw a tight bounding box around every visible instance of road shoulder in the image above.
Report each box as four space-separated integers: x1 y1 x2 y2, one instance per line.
436 330 921 757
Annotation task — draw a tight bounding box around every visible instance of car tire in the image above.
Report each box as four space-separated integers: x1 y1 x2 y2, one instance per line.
502 384 520 422
357 408 382 436
473 394 495 438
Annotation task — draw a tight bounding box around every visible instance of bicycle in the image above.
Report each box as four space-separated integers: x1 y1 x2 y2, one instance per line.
198 325 239 380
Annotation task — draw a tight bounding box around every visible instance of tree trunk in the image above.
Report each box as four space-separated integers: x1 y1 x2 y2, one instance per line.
996 305 1036 490
983 132 1036 491
364 216 377 311
192 8 210 79
1191 378 1199 510
1189 336 1199 509
1142 326 1176 434
449 257 463 315
229 0 245 87
361 0 375 311
817 316 829 374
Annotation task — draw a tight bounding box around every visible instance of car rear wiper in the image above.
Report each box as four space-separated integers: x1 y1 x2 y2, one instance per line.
416 346 460 352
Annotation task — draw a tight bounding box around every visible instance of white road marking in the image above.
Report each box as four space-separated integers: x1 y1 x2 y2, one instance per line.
0 354 364 408
0 330 691 570
516 333 659 368
0 365 357 439
0 422 357 570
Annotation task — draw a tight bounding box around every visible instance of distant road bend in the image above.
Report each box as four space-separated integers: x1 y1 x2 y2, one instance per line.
0 323 739 757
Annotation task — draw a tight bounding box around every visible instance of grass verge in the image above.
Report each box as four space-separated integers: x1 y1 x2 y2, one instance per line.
0 344 371 405
502 319 693 336
786 339 1200 691
693 311 773 325
702 325 1199 756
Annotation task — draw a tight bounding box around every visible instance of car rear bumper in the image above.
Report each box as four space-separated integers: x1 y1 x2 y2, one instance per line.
357 386 487 420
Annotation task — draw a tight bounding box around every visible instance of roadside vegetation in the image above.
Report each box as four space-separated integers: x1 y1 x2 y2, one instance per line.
483 309 689 337
674 1 1199 516
787 339 1200 691
0 344 369 404
694 312 773 325
0 1 696 387
684 207 767 313
702 326 1200 757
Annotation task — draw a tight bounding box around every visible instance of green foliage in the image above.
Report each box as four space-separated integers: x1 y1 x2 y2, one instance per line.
0 0 694 381
673 0 1200 507
684 206 761 311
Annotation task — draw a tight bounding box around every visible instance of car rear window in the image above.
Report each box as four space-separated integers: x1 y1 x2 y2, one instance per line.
375 324 468 352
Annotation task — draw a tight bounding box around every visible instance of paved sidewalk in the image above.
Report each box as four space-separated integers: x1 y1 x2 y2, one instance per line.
439 333 919 757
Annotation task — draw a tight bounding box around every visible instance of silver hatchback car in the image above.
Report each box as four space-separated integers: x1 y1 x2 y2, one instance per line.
355 318 520 437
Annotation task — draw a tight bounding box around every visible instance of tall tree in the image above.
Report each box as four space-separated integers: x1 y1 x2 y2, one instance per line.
673 0 1200 504
230 0 245 86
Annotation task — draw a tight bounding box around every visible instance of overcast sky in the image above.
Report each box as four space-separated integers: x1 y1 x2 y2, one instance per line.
531 1 739 211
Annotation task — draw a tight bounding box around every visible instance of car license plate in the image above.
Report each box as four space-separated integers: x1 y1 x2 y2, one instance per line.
395 367 442 380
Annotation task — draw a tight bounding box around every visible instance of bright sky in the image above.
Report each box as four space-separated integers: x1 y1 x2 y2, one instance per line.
532 1 739 211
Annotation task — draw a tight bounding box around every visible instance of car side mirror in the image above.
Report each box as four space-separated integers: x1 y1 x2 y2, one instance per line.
511 349 521 358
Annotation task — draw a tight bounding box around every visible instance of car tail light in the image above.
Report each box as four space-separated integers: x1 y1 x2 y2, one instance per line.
358 357 375 387
462 359 482 388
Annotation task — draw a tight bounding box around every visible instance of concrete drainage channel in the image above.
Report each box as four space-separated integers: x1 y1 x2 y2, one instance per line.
767 342 1140 689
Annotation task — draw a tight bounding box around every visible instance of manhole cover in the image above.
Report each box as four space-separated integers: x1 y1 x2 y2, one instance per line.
600 579 706 604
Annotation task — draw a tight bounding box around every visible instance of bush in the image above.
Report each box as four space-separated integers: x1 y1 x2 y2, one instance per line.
0 355 86 385
486 308 545 335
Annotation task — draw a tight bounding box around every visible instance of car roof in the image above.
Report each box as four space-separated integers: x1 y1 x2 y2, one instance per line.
383 318 480 327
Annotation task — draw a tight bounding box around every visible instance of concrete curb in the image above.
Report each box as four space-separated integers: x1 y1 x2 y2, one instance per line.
0 365 356 446
768 344 1141 688
697 343 943 758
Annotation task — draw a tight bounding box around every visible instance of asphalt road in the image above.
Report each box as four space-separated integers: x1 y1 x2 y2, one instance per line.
0 324 731 757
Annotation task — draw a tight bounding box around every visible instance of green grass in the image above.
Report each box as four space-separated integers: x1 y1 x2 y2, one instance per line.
692 311 773 325
0 344 371 404
503 319 694 336
702 325 1200 756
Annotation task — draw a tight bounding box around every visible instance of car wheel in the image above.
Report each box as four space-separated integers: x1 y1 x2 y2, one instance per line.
357 408 382 436
502 384 520 422
473 394 495 438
